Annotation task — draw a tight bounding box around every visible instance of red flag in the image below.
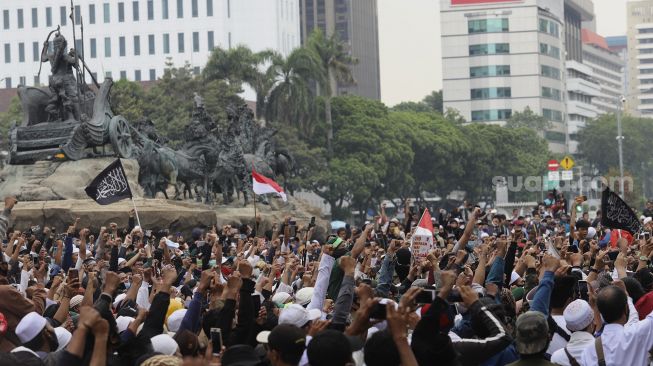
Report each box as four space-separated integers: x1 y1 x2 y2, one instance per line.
252 169 287 201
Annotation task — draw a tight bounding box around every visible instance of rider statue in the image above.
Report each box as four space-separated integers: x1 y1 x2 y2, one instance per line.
41 32 81 121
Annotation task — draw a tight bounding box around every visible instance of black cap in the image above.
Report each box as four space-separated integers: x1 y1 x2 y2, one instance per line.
268 325 306 364
221 344 261 366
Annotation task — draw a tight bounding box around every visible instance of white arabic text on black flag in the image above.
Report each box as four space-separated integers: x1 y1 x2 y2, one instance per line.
601 186 642 234
85 159 133 205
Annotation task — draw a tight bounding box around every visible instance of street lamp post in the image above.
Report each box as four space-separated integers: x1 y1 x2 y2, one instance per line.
616 96 625 197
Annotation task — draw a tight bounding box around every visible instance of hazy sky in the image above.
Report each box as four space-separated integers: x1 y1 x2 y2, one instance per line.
377 0 628 106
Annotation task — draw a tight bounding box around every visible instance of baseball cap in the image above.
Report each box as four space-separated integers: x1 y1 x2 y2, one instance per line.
257 324 306 360
221 344 261 366
564 299 594 332
278 304 321 328
295 287 314 306
514 311 549 355
16 312 47 343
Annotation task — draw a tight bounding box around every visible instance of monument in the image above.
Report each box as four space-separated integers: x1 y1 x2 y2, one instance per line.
0 22 309 234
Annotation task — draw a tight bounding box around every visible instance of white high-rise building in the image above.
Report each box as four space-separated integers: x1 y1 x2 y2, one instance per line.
0 0 300 98
581 29 625 114
440 0 597 154
627 1 653 116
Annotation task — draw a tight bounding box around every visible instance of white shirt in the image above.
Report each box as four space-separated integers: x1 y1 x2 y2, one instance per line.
580 299 650 366
547 314 570 355
550 331 595 366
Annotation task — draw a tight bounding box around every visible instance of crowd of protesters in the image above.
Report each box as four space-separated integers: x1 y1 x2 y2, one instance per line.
3 192 653 366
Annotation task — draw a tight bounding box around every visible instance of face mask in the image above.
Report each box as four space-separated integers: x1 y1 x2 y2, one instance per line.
124 282 131 289
209 260 217 267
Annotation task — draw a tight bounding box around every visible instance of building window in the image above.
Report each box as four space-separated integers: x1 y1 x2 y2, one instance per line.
539 18 559 38
192 32 199 52
541 65 561 80
469 43 509 56
207 0 213 16
539 43 560 59
89 4 96 24
134 35 141 55
90 38 97 58
105 71 112 78
18 43 24 62
148 35 155 54
2 10 8 29
135 70 141 81
132 1 139 20
32 42 39 62
228 32 231 48
104 37 111 57
541 86 562 101
31 8 38 27
470 87 511 100
163 33 170 53
148 0 154 19
120 70 127 80
46 7 52 27
74 5 81 23
178 32 185 52
208 31 215 50
19 76 26 86
471 109 512 121
5 77 11 88
192 0 198 17
60 6 67 25
469 65 510 78
4 44 10 63
177 0 183 18
227 0 231 17
149 69 156 80
118 2 125 22
75 40 83 58
17 9 23 29
545 131 566 143
162 0 169 19
34 75 40 86
468 18 508 34
103 3 110 23
542 108 563 122
193 66 200 75
119 36 126 56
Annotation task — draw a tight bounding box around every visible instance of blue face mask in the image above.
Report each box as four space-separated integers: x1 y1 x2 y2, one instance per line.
124 282 131 289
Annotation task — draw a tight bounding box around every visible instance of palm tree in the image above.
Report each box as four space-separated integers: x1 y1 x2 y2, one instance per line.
307 28 357 158
241 50 277 119
203 45 256 87
264 48 323 136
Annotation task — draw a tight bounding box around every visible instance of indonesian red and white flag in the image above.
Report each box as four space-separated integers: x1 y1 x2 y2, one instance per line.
252 170 287 201
411 209 434 258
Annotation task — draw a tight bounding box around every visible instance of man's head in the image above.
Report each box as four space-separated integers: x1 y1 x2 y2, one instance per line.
265 325 306 366
514 311 549 356
575 220 590 239
307 330 353 366
278 304 321 329
550 276 578 309
336 228 346 239
364 330 399 366
597 285 629 324
564 299 595 334
16 312 58 352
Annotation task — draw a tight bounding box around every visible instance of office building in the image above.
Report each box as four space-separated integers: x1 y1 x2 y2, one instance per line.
606 35 628 97
563 0 599 155
0 0 300 99
627 1 653 116
299 0 381 100
581 29 625 114
440 0 569 153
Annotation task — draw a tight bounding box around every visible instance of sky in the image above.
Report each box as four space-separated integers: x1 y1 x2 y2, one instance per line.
377 0 628 107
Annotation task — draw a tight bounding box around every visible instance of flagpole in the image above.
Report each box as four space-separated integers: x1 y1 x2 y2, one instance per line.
254 193 258 234
131 198 142 228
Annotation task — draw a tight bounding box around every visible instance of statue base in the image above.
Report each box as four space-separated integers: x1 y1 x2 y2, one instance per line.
0 158 143 201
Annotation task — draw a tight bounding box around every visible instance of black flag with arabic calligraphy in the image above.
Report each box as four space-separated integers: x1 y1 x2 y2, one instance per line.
601 186 641 234
85 159 133 205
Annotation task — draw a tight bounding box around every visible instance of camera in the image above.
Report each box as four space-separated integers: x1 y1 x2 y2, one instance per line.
620 95 626 104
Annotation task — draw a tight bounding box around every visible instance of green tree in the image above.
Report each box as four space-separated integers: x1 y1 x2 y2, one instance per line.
203 45 256 87
265 48 322 138
391 101 433 113
110 79 146 122
422 90 443 113
307 28 357 158
0 96 22 150
505 107 551 132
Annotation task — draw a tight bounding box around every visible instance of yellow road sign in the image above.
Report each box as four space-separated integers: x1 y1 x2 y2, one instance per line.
560 156 575 171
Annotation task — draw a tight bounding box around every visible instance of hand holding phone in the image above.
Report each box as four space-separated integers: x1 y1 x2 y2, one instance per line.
210 328 223 355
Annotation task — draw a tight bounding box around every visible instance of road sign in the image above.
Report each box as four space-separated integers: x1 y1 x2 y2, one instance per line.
548 171 560 181
560 156 575 171
561 170 573 181
548 159 559 171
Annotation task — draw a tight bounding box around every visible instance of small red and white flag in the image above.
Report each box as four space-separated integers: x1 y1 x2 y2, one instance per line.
411 209 434 258
252 170 287 201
